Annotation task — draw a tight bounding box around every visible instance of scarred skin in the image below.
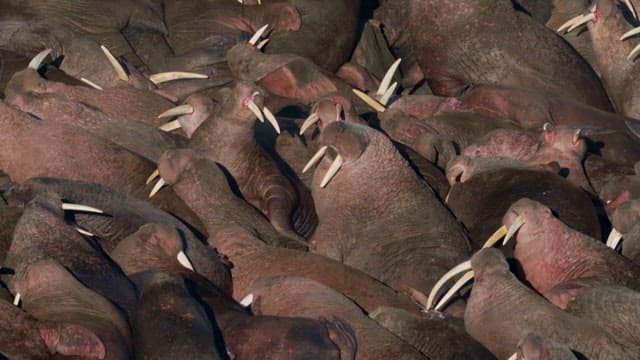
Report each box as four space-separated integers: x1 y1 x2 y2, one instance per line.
463 248 637 359
309 122 470 292
132 272 225 360
210 227 420 315
156 149 306 250
369 306 495 359
247 276 426 360
5 68 182 162
512 333 578 360
13 259 132 360
445 166 601 249
189 81 317 242
111 223 232 295
0 101 153 195
408 0 612 110
503 198 640 309
2 192 138 316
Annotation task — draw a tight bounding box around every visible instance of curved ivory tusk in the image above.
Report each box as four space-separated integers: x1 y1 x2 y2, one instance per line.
61 203 104 214
623 0 637 20
320 154 344 188
352 89 386 113
263 106 281 134
249 24 269 45
567 13 595 33
257 38 270 50
628 43 640 60
73 226 95 237
482 225 507 249
158 120 182 132
240 294 254 307
543 122 554 132
149 72 208 85
620 27 640 41
299 112 319 135
379 81 398 106
80 77 104 90
606 228 624 250
377 58 402 96
435 270 475 311
503 216 525 246
557 14 585 33
158 104 194 119
177 250 195 271
335 103 343 122
247 100 264 122
13 293 21 306
100 45 129 82
507 353 518 360
146 169 160 185
149 178 166 198
28 49 52 70
303 146 328 173
426 260 472 310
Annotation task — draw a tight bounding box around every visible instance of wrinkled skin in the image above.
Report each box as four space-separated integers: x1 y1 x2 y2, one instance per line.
503 198 640 309
248 276 425 360
408 0 612 110
309 122 470 292
13 259 131 360
566 285 640 351
210 227 419 315
156 149 305 250
463 249 636 359
599 162 640 212
446 167 601 249
513 333 578 360
369 306 494 359
132 272 225 360
0 101 153 195
111 223 232 295
0 204 21 264
2 192 138 315
0 299 56 359
5 68 182 162
586 0 640 118
189 82 317 242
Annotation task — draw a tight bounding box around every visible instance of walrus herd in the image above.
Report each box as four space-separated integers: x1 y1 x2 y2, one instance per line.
1 0 640 359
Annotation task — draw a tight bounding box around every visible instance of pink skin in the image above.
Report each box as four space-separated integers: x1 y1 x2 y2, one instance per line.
502 198 640 309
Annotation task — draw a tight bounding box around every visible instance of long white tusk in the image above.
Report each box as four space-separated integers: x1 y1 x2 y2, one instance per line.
73 226 95 237
303 146 328 173
149 178 166 198
320 154 343 188
80 77 104 90
28 49 52 70
257 38 270 50
620 27 640 41
13 293 21 306
159 120 182 132
352 89 386 112
149 72 208 85
435 270 475 311
507 353 518 360
426 260 472 310
606 228 624 250
557 14 585 33
158 104 194 119
503 216 525 245
482 225 508 249
61 203 104 214
177 251 195 271
379 81 398 106
377 58 402 96
249 24 269 45
263 106 281 134
247 100 265 122
567 13 595 33
100 45 129 82
623 0 638 20
299 113 319 135
146 169 160 185
628 43 640 60
240 293 254 307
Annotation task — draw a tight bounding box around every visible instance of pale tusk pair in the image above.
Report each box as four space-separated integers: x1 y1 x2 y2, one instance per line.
302 146 344 188
376 58 401 105
246 96 281 134
156 105 195 132
557 13 595 34
61 203 104 237
299 103 343 135
249 24 269 46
